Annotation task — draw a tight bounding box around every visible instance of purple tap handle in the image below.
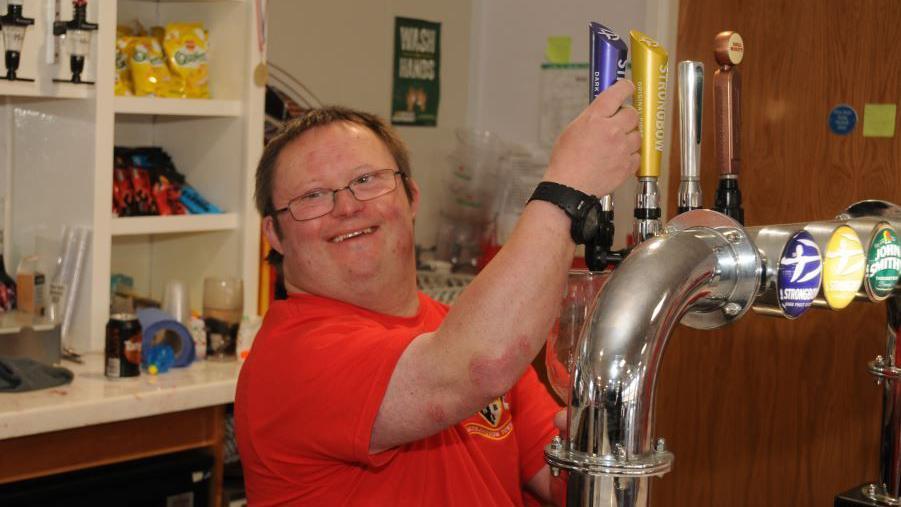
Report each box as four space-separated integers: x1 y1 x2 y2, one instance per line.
585 22 628 271
589 22 628 102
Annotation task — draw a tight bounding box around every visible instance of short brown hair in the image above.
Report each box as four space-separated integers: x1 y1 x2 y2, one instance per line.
255 106 414 220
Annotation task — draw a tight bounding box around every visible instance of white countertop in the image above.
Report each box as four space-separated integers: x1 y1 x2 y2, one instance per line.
0 353 242 440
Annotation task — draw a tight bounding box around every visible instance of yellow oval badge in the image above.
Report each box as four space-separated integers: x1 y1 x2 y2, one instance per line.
822 225 865 309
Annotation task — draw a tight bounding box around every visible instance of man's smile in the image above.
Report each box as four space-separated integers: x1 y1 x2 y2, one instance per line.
329 226 378 243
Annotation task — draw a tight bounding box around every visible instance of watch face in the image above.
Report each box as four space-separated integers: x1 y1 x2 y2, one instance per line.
581 205 601 243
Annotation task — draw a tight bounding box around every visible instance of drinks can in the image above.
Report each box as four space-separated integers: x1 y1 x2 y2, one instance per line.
105 313 142 379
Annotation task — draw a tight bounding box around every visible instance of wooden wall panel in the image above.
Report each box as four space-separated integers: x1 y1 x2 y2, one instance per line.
657 0 900 505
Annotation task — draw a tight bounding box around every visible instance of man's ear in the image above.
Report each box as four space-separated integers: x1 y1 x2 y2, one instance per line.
263 215 285 254
407 178 421 219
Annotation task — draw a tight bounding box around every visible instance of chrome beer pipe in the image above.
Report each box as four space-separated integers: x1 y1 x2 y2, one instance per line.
837 200 901 504
878 296 901 503
676 60 704 214
547 210 761 507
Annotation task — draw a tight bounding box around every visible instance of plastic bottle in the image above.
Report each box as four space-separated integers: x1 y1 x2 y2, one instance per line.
237 315 262 362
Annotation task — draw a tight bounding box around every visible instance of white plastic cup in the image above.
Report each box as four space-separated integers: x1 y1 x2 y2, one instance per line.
161 279 191 325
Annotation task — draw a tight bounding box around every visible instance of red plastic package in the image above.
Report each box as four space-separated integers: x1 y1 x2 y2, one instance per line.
113 166 135 216
129 166 157 215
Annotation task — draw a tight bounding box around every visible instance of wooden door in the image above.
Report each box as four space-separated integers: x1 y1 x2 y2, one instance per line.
658 0 900 505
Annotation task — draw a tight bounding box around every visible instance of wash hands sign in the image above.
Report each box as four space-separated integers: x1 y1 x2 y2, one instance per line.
391 17 441 127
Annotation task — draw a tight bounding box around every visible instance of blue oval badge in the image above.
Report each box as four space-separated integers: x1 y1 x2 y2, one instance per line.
828 104 857 136
778 231 823 318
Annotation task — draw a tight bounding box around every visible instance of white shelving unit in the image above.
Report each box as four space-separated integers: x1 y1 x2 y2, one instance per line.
110 213 240 236
1 0 264 352
113 96 242 116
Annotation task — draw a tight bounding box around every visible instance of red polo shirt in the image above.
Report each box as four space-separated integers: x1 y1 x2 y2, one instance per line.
235 292 560 506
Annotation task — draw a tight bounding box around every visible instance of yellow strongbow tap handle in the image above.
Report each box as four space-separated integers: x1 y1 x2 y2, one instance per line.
629 30 669 178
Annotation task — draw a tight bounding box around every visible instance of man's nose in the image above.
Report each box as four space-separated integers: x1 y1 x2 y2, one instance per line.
331 187 364 217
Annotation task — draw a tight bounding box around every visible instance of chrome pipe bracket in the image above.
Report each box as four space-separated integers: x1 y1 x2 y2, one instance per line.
666 210 762 329
861 483 901 506
545 441 674 478
868 356 901 381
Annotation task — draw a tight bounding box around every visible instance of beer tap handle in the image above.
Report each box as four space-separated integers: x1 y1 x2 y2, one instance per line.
677 60 704 214
713 31 744 223
629 30 669 244
586 22 628 271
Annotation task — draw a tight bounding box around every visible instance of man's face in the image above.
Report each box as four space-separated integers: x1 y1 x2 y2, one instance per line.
264 122 420 297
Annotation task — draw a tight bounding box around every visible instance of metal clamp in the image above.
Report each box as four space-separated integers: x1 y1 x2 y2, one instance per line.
545 438 674 478
862 483 901 506
868 356 901 381
666 210 762 329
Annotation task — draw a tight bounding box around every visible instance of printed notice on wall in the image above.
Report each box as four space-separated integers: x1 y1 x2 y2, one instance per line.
863 103 897 138
539 63 589 147
391 17 441 127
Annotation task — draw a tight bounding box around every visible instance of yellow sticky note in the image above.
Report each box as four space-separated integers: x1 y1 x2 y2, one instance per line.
545 36 572 64
863 104 896 138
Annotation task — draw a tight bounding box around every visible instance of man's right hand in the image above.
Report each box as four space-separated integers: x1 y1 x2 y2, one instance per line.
543 79 640 198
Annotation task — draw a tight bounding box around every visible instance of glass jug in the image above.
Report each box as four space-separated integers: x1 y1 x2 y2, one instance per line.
546 269 611 401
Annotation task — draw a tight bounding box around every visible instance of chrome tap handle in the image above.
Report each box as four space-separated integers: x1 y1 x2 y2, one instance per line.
677 60 704 214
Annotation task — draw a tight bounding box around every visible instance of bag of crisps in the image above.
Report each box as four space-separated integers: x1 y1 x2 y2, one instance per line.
150 26 166 44
129 36 178 97
163 22 210 98
116 24 134 38
150 26 186 97
126 37 153 96
114 31 134 96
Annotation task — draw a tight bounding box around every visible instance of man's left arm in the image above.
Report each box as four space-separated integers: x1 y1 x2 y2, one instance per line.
512 367 561 505
526 465 553 504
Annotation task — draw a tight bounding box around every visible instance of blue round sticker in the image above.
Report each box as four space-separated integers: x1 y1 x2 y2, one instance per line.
777 231 823 318
829 104 857 135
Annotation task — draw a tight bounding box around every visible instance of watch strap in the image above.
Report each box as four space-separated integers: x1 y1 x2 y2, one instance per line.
528 181 597 244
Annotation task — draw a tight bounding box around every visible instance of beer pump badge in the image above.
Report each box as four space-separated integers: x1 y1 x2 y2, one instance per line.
777 231 822 318
866 226 901 299
822 225 866 309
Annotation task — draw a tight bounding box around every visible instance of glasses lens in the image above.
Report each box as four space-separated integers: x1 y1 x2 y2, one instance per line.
289 192 333 221
352 169 398 201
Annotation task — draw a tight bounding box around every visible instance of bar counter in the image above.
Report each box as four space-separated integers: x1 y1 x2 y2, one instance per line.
0 353 241 505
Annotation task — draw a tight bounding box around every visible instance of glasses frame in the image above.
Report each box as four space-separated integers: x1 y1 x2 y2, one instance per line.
273 169 404 222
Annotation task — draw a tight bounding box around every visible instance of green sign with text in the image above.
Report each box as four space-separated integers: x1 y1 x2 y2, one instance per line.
391 17 441 127
867 226 901 298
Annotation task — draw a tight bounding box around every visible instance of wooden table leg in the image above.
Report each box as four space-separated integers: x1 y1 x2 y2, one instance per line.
211 405 225 507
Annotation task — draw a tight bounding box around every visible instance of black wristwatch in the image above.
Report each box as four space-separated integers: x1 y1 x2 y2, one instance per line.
528 181 601 244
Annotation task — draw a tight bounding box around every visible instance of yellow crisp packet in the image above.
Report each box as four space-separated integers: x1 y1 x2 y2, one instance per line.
114 35 133 96
128 37 176 97
150 26 186 97
126 37 153 96
116 25 134 38
150 26 165 44
163 22 210 98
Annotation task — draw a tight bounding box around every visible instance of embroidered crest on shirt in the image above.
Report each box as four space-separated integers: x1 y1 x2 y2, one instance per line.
463 395 513 440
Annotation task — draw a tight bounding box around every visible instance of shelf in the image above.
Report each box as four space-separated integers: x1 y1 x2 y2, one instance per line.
128 0 246 3
0 80 95 100
110 213 239 236
2 0 264 353
113 97 242 117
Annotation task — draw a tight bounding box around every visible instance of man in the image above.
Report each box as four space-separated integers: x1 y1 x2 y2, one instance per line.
236 80 640 505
